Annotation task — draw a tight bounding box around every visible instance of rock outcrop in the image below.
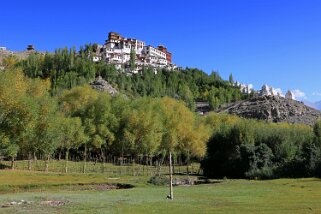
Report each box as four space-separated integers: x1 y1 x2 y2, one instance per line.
217 95 321 126
90 76 118 96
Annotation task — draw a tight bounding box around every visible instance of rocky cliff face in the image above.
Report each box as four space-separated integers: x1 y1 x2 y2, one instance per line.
217 95 321 126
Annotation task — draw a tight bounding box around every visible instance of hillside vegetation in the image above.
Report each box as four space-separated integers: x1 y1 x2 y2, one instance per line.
18 47 248 110
1 46 321 179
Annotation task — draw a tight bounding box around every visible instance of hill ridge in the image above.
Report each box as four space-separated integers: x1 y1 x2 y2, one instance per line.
218 95 321 126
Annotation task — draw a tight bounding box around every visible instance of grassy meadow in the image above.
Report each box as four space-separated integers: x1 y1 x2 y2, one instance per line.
0 160 200 175
0 166 320 213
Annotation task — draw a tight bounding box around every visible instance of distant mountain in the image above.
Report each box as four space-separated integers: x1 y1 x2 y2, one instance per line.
218 96 321 126
304 100 321 111
315 101 321 110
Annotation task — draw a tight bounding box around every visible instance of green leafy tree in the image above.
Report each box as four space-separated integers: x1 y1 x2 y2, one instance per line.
78 93 118 171
59 116 87 173
229 73 234 84
130 48 136 71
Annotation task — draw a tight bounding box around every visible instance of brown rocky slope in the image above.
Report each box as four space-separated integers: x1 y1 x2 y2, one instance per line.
217 95 321 126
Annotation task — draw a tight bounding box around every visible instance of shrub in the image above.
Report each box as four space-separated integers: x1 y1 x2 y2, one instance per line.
245 167 277 180
148 175 169 186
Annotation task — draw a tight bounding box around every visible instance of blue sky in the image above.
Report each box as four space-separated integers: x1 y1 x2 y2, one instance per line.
1 0 321 101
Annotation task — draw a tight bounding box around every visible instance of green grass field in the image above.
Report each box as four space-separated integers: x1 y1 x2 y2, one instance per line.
0 170 320 214
0 160 200 175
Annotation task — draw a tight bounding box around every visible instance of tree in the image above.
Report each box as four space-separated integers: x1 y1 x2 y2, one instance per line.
313 120 321 144
59 85 99 116
229 73 234 85
0 70 36 169
130 48 136 71
158 97 201 199
35 96 61 172
119 98 163 164
178 84 195 111
78 93 117 171
2 55 19 69
59 116 87 173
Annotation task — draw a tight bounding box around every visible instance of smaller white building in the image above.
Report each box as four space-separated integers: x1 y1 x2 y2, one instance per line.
0 47 7 51
236 82 253 94
142 46 166 59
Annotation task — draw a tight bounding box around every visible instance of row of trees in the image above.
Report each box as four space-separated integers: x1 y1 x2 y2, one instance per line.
201 113 321 178
0 68 209 173
18 47 249 111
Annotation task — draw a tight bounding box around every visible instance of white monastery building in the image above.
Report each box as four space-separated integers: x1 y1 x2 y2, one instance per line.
96 32 176 72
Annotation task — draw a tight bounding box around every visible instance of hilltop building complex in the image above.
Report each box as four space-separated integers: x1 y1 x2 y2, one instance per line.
95 32 177 72
1 33 177 73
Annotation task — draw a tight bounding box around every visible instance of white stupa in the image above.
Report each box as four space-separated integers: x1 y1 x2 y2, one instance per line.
285 90 295 100
260 84 271 96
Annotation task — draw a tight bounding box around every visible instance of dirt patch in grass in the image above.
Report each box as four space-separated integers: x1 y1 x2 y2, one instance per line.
75 183 134 191
1 200 31 208
40 200 69 206
1 199 69 209
0 182 134 195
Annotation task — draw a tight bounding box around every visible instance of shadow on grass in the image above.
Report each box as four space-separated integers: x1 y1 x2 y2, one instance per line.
0 183 135 194
194 177 223 185
0 163 10 170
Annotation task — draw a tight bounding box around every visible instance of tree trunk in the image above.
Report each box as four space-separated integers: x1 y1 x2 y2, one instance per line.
120 142 124 166
172 155 175 175
168 151 173 200
65 150 69 173
45 155 49 173
101 148 106 173
83 144 87 173
28 152 32 171
146 155 149 176
158 155 164 177
11 156 15 170
58 150 62 161
186 151 190 176
132 157 135 176
34 152 37 169
33 152 37 162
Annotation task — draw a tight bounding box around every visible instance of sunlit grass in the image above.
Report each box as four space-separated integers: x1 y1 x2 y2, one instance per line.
0 170 320 213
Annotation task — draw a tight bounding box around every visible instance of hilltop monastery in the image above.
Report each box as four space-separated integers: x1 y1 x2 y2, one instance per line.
94 32 177 72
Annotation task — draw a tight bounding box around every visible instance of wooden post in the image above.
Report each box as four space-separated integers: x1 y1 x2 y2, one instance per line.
83 144 87 173
45 155 49 173
28 152 32 171
169 151 173 200
65 150 69 173
11 156 15 170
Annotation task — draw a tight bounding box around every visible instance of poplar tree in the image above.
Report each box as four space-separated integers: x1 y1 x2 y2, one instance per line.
130 48 136 71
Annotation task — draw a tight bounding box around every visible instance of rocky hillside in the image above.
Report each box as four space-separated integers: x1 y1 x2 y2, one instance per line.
90 76 118 96
217 95 321 126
